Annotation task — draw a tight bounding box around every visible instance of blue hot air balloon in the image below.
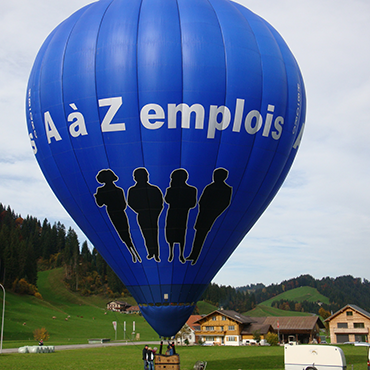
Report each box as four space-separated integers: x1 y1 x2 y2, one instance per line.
26 0 306 337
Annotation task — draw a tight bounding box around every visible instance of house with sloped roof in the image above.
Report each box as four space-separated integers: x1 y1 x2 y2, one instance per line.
194 309 257 346
251 316 325 344
194 310 324 345
325 304 370 343
106 300 131 312
175 315 202 345
125 305 140 314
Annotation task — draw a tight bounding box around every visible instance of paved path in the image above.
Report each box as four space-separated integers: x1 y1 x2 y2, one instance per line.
1 340 162 354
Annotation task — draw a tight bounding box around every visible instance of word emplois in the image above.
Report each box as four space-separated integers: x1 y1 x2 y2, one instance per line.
28 92 297 153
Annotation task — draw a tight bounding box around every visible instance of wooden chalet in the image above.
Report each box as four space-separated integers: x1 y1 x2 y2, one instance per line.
325 304 370 343
193 310 324 345
125 305 140 314
194 309 257 346
106 300 131 312
252 316 325 344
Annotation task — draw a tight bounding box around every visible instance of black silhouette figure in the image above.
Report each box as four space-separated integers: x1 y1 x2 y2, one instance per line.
128 168 163 262
94 169 142 263
164 169 197 263
186 168 232 265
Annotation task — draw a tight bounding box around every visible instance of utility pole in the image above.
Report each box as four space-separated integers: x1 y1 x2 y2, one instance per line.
0 284 5 354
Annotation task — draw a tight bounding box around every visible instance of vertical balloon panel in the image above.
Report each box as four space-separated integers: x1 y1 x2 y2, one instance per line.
26 0 306 337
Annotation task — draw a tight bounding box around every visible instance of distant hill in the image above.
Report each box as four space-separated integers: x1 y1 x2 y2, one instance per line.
244 305 312 317
200 274 370 316
260 286 330 307
196 300 218 315
241 274 370 311
241 286 329 317
2 202 370 320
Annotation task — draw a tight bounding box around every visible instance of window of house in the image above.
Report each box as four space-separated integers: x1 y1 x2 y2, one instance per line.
337 323 348 328
354 323 365 328
336 334 349 343
212 316 216 321
228 325 235 330
228 336 236 341
205 326 214 331
222 317 226 321
346 311 353 316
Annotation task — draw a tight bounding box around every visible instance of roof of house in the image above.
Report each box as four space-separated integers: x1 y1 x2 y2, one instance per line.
240 323 272 335
186 315 203 331
325 304 370 322
107 300 129 305
195 310 256 325
258 316 325 331
127 305 140 311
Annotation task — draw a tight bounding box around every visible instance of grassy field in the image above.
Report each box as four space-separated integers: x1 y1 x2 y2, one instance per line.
0 270 331 348
243 286 330 317
197 300 217 315
244 305 311 317
259 286 330 307
1 268 159 348
0 344 368 370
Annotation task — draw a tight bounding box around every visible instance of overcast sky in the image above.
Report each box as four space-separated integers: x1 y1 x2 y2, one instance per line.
1 0 369 287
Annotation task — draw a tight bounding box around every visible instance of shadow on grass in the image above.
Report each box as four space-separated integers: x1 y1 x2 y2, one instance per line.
206 355 283 370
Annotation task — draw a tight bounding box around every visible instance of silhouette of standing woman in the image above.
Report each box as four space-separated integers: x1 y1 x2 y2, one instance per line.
186 168 232 265
128 168 163 262
164 169 197 263
94 169 141 263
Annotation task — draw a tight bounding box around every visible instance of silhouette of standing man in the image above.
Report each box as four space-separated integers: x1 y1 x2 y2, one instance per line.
94 169 141 263
164 169 197 263
186 168 232 265
128 168 163 262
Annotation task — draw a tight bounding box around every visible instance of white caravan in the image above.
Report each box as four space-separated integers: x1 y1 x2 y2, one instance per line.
285 345 346 370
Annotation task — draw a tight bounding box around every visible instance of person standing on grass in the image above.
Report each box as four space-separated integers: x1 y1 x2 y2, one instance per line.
142 344 149 370
146 347 155 370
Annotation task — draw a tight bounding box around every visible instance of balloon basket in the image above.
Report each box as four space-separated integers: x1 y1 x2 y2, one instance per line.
155 354 180 370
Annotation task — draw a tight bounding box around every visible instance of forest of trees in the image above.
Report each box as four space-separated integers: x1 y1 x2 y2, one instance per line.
201 282 257 313
1 202 370 315
0 203 128 298
202 274 370 315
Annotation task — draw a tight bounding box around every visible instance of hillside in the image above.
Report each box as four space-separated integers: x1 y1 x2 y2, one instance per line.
260 286 330 307
2 202 370 320
244 305 311 317
197 300 218 315
2 268 158 348
251 274 370 313
241 286 329 317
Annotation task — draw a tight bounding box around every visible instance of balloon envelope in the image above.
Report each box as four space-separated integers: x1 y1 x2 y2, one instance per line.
26 0 306 337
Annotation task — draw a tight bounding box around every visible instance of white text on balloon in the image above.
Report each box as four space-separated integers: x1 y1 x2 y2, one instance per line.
38 96 297 145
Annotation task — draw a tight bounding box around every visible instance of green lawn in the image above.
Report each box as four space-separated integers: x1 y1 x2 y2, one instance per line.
0 344 368 370
1 269 158 347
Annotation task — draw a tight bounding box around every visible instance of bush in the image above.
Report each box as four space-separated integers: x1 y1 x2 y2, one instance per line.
266 332 279 346
34 292 43 300
33 327 50 342
12 278 38 296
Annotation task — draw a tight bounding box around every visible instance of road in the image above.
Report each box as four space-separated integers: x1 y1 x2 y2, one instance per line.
1 340 162 354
